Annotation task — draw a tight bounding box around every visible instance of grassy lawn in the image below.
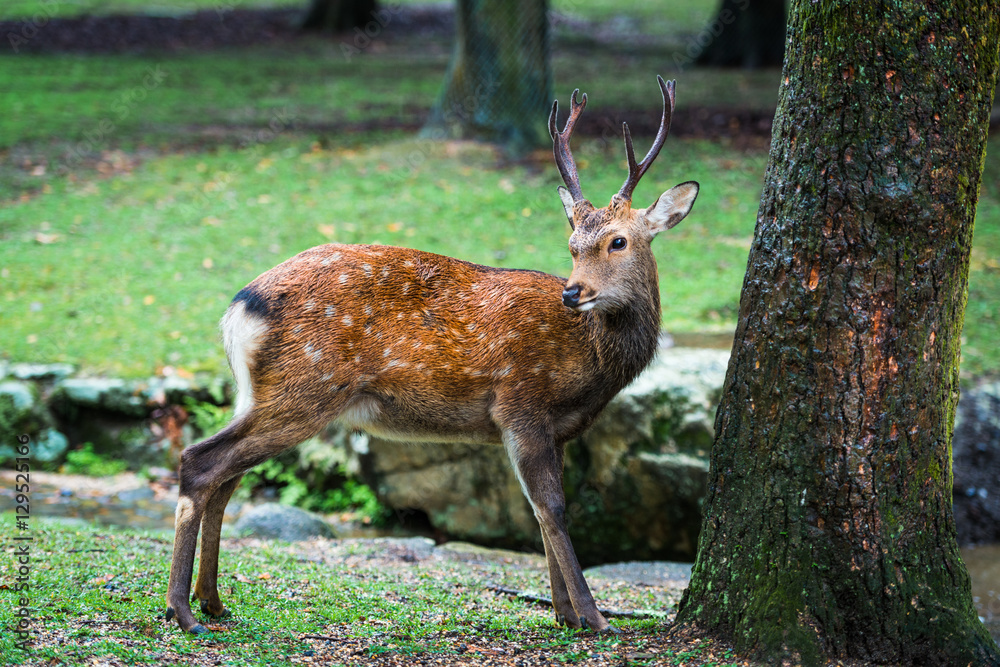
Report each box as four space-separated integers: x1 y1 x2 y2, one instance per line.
0 515 744 666
0 0 998 380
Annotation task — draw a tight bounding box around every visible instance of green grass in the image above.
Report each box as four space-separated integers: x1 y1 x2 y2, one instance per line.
0 515 742 665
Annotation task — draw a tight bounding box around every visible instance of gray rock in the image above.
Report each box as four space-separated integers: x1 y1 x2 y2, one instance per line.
234 503 336 541
117 487 155 503
33 428 70 462
8 362 75 382
0 382 69 463
0 381 36 413
953 381 1000 545
56 378 146 417
583 561 692 587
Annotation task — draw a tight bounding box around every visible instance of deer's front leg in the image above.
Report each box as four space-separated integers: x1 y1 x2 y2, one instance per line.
540 529 580 628
504 431 613 633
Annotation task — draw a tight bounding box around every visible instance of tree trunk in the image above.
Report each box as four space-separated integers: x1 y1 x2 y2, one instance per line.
693 0 785 69
422 0 550 154
301 0 378 32
674 0 1000 664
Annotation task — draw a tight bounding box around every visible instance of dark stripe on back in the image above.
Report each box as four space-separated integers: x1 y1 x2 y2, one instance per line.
232 285 271 319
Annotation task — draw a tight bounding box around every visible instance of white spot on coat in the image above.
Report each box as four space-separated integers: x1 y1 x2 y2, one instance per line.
342 315 353 326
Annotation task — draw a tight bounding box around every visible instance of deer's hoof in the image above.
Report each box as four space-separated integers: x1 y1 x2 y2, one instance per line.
597 624 621 635
199 600 231 618
555 611 583 629
189 623 210 635
165 607 175 622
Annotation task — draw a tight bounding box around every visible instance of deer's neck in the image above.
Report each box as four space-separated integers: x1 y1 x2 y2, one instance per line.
585 276 661 393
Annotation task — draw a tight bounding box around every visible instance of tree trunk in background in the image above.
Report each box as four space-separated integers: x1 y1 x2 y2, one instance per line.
694 0 785 68
301 0 378 32
423 0 550 154
675 0 1000 664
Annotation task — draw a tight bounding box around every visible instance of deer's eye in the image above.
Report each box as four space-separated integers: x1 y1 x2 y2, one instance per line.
610 237 627 252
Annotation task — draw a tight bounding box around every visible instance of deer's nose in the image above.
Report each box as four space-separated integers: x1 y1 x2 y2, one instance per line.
562 284 582 308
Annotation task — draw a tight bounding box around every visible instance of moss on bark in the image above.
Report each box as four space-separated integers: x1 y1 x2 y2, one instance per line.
675 1 1000 664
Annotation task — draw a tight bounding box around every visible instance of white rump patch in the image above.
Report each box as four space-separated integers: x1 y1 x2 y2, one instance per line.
221 300 268 417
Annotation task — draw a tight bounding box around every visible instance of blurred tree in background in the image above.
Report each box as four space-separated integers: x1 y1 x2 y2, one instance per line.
694 0 786 68
423 0 551 154
301 0 378 32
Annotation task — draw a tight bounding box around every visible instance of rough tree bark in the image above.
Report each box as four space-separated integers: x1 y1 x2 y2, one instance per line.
693 0 786 69
301 0 378 33
422 0 550 154
675 0 1000 665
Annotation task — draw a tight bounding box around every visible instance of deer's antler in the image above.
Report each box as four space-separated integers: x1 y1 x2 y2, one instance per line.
549 89 587 203
617 76 674 204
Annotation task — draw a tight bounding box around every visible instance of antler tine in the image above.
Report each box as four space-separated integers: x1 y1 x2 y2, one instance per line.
618 75 675 202
549 88 588 202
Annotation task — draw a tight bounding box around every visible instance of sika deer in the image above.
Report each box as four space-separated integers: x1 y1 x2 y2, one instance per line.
166 76 698 634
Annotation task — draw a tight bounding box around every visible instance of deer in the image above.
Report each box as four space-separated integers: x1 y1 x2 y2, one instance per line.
165 75 699 635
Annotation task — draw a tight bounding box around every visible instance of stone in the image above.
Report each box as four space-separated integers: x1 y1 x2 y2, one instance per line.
953 381 1000 545
0 382 70 463
55 378 147 417
583 561 692 587
234 502 336 541
33 428 70 462
0 380 36 413
7 362 75 383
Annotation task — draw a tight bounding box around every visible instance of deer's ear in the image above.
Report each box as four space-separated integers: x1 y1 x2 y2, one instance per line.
558 186 576 229
643 181 699 237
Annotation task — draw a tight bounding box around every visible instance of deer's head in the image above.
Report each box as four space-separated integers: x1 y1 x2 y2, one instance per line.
549 77 699 313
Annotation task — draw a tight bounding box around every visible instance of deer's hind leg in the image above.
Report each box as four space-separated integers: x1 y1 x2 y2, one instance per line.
166 406 338 634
